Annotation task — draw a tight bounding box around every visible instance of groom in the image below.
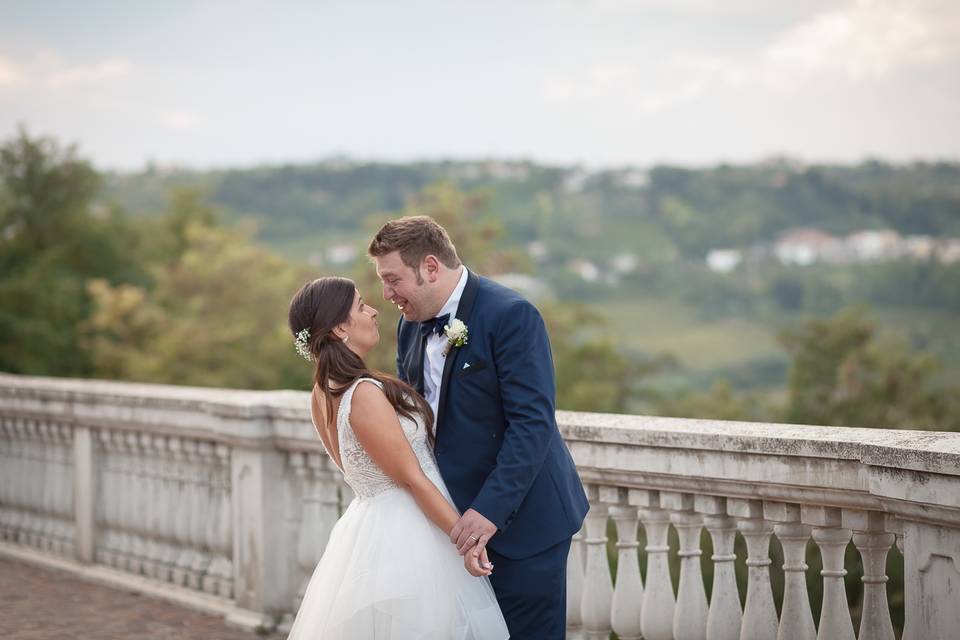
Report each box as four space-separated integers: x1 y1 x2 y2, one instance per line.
369 216 589 639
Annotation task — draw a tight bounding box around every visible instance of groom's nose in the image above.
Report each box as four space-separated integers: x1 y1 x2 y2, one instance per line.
382 284 393 300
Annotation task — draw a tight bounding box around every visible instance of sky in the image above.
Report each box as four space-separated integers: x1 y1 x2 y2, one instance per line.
1 0 958 171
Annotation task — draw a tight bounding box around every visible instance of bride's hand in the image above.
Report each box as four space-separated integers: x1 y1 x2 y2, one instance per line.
464 544 493 577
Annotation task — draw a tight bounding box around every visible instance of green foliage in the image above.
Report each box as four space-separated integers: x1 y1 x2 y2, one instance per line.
104 158 960 264
82 188 312 390
0 128 144 376
779 306 959 430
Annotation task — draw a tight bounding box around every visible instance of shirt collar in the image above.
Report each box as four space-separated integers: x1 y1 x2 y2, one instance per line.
437 266 469 320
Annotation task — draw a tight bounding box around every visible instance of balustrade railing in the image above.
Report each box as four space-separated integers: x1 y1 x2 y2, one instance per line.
2 374 958 638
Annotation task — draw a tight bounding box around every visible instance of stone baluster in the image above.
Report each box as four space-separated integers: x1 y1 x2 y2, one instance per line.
23 421 42 547
664 491 708 640
124 430 145 571
729 499 778 640
637 489 675 640
609 491 643 640
171 437 196 585
10 420 27 542
96 430 121 566
846 511 895 640
141 434 165 578
0 419 11 539
565 525 585 640
158 436 181 582
804 506 855 640
54 424 74 556
37 422 56 551
13 420 30 543
12 420 28 544
581 484 614 640
188 440 215 589
114 430 137 570
766 502 816 640
125 431 148 574
697 496 742 640
204 443 233 598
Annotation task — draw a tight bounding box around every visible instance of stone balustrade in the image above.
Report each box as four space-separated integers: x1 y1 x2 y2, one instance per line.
1 373 958 638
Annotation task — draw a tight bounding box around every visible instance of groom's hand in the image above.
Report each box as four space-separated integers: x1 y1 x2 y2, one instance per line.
451 508 497 555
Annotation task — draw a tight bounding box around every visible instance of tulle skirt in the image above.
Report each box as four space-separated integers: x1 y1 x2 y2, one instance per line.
286 484 509 639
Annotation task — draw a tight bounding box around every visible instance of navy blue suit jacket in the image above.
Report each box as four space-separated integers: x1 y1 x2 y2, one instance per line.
397 270 588 559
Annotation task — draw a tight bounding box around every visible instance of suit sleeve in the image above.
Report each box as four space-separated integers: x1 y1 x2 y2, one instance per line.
469 300 556 531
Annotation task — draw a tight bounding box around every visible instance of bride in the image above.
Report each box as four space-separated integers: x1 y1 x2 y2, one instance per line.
286 276 509 639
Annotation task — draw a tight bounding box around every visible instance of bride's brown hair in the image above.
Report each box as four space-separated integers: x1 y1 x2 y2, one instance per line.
288 276 435 446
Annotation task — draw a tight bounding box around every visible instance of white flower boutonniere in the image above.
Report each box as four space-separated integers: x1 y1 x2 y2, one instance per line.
442 319 469 357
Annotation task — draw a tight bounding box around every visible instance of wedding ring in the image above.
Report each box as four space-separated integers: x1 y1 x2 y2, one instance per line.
469 535 479 542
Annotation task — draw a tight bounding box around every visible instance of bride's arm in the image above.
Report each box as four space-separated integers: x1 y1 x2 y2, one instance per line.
348 381 460 535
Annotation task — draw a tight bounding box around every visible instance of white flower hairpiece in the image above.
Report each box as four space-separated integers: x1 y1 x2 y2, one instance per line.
294 328 314 362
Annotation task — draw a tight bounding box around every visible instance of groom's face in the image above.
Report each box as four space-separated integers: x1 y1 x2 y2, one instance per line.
373 251 436 322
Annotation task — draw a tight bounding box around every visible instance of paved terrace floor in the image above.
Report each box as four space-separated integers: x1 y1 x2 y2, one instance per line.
0 557 286 640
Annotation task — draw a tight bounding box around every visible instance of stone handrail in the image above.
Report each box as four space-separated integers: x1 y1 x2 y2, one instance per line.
1 373 958 639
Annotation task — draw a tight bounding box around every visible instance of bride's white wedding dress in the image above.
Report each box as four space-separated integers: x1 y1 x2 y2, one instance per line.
287 377 509 639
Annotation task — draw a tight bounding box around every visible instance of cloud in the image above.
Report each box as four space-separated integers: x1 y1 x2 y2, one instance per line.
762 0 960 85
155 110 201 131
543 64 632 102
0 55 23 87
543 0 960 115
47 58 133 88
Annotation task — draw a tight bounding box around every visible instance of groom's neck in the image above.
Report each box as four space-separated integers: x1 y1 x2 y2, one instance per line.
432 265 464 313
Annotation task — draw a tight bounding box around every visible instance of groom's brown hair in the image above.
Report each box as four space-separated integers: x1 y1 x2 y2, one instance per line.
367 216 461 271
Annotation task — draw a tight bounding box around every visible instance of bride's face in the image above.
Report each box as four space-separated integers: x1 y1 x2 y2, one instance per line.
342 289 380 356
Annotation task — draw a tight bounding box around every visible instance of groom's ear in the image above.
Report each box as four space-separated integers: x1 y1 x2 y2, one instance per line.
422 255 441 282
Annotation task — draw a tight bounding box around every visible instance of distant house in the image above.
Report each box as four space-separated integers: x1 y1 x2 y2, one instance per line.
706 249 743 273
563 169 589 193
327 244 357 265
527 241 548 262
902 235 935 260
484 161 530 181
937 238 960 264
492 273 554 301
774 228 846 265
610 253 638 274
845 230 902 261
569 259 600 282
616 169 649 189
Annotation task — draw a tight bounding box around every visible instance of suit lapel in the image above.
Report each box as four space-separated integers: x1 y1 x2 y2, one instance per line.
435 270 480 432
401 321 427 395
412 335 427 395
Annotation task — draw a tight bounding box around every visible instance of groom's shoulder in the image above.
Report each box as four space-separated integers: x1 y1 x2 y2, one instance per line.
476 274 539 316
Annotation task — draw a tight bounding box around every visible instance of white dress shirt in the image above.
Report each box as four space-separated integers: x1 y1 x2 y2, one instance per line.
423 266 469 421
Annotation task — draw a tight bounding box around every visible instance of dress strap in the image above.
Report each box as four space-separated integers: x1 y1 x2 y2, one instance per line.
337 377 385 433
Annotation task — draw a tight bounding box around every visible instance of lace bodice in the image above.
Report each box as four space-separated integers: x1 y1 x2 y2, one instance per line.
331 377 441 498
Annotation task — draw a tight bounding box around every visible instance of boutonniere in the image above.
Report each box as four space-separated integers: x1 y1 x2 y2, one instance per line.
442 319 469 357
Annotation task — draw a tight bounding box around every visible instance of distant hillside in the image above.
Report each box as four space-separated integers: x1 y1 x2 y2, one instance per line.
102 159 960 261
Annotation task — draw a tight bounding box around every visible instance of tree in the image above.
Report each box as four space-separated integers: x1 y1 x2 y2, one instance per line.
0 128 142 375
83 189 312 390
779 306 959 430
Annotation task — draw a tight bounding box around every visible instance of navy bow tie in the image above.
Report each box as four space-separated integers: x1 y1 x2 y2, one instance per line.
419 313 450 339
